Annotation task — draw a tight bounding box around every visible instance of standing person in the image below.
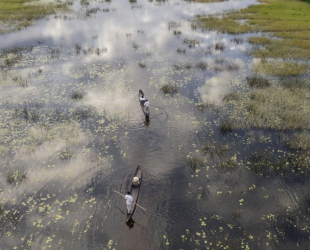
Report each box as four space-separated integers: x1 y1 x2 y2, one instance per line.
144 99 150 107
125 191 133 214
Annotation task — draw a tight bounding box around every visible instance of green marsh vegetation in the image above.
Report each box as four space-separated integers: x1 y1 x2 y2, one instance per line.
193 0 310 58
6 170 27 185
223 78 310 131
0 0 70 34
161 83 178 95
71 91 84 101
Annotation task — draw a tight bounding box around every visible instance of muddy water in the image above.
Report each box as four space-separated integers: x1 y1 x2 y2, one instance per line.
1 0 310 249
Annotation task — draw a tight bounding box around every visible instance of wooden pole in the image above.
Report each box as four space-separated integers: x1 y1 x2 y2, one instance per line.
113 190 147 211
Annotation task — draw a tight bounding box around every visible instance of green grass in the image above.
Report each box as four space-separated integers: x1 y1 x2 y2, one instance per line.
0 0 69 33
193 0 310 60
224 82 310 130
252 60 309 76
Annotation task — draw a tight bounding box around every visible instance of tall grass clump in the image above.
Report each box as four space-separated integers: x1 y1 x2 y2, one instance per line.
246 76 270 89
187 155 204 170
71 91 83 101
0 202 19 234
6 170 26 185
202 141 230 160
161 83 178 95
285 131 310 150
220 120 233 134
219 155 237 169
183 38 200 48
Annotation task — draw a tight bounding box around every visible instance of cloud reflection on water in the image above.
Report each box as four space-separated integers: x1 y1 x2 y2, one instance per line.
1 0 286 249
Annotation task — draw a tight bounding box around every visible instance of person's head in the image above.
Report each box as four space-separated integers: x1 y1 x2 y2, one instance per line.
127 191 130 195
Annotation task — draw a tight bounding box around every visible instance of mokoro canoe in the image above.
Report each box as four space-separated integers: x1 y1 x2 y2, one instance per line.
138 89 150 116
126 164 142 222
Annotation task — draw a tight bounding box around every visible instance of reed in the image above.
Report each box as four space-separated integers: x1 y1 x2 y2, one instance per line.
60 150 76 161
231 37 244 44
252 60 309 76
75 44 82 55
220 121 233 134
219 155 237 169
71 91 83 101
173 30 182 36
6 170 26 185
247 36 272 46
215 43 225 52
246 76 270 89
187 155 205 170
285 131 310 150
202 142 230 160
226 63 239 72
75 107 93 119
161 83 178 95
183 38 200 48
222 92 239 102
176 48 186 54
138 62 146 68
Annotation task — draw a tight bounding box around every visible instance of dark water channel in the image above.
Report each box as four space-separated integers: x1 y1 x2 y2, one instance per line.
1 0 310 249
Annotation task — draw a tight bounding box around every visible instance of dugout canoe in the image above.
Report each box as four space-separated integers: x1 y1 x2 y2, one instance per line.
126 164 142 222
138 89 150 116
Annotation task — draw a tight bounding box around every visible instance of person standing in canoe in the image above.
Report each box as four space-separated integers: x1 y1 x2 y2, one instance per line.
144 99 150 108
125 191 133 214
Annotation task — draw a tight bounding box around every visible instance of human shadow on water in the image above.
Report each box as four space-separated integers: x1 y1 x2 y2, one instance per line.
114 205 145 230
143 112 164 128
143 115 150 128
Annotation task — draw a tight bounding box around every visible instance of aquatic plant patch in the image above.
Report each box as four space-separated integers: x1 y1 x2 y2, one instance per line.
223 84 310 130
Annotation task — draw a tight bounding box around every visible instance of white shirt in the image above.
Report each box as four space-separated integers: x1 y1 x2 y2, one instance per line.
140 97 146 101
125 194 133 205
144 101 150 107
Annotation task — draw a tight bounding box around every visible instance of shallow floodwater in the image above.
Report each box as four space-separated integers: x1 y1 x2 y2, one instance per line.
1 0 310 249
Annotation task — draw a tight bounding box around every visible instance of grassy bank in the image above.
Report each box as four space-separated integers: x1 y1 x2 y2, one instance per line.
0 0 69 34
193 0 310 59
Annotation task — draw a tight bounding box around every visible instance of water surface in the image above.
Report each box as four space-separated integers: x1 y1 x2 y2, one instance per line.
1 0 310 249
